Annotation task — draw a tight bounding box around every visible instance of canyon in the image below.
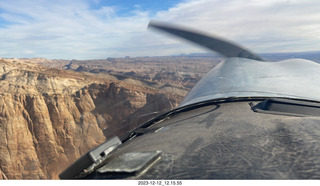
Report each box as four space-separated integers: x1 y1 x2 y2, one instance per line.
1 51 319 179
0 57 202 179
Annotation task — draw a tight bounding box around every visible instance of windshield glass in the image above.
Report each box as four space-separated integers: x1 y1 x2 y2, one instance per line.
0 0 320 180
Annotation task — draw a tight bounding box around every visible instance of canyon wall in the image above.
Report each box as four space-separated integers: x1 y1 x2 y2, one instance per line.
0 58 183 179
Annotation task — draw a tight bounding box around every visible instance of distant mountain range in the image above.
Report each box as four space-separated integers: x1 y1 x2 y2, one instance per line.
179 51 320 62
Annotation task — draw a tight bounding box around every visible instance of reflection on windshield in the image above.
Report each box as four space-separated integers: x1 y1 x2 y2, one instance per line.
60 56 221 139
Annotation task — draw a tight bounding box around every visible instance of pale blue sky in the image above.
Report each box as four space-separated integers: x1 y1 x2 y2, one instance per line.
1 0 320 59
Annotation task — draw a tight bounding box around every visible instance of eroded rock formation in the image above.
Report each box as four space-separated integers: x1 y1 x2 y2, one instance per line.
0 58 183 179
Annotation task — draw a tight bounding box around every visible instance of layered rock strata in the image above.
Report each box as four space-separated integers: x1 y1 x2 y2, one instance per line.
0 58 183 179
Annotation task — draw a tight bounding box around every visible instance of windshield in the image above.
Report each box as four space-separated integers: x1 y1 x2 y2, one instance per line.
0 0 320 180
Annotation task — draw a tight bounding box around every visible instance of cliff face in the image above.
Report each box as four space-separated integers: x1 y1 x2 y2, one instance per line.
0 58 183 179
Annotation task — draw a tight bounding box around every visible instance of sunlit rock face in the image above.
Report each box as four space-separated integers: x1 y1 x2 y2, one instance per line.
0 58 183 179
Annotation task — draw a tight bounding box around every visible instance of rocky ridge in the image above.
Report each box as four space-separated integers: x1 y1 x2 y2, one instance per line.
0 58 184 179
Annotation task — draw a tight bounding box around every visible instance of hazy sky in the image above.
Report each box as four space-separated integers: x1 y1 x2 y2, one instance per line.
1 0 320 59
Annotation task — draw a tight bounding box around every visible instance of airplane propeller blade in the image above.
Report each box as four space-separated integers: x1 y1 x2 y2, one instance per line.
148 20 264 61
